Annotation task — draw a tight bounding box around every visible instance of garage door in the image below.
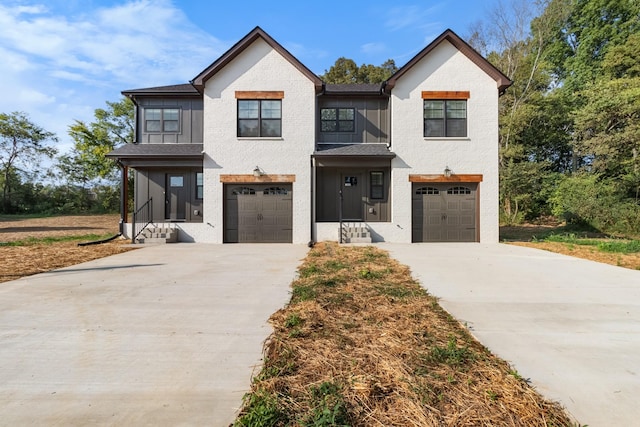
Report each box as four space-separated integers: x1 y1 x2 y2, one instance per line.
224 184 293 243
412 183 477 242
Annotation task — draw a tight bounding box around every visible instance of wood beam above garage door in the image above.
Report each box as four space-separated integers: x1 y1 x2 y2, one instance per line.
220 174 296 183
409 174 483 183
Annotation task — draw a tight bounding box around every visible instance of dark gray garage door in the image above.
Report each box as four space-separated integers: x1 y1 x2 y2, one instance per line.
412 183 477 242
224 184 293 243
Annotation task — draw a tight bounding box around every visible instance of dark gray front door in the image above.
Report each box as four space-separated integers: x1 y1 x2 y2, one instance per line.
224 184 292 243
412 183 477 242
341 173 363 220
166 174 186 221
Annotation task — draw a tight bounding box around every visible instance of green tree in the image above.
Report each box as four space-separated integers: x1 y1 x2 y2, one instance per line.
548 0 640 92
0 112 57 213
321 58 397 84
63 97 134 183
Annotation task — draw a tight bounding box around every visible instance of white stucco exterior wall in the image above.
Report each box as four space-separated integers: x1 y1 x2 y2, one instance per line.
388 40 501 243
201 38 317 243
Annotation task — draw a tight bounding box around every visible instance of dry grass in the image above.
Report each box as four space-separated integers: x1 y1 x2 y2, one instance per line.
0 214 135 283
511 241 640 270
501 224 640 270
234 242 575 426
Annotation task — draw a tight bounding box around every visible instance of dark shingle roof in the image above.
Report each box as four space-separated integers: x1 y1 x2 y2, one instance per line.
122 83 199 96
313 143 395 158
107 143 203 158
323 84 384 95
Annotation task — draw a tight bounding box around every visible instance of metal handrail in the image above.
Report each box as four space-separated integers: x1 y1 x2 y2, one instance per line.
131 197 153 243
339 189 343 244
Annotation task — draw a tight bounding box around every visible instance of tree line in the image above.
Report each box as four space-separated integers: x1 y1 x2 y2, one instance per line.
1 0 638 235
0 99 133 216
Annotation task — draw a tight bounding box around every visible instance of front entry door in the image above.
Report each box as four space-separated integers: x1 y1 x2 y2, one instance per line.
166 173 186 221
341 173 363 220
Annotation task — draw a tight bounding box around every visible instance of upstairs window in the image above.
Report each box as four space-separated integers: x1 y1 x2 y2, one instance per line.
237 100 282 137
321 108 355 132
422 91 469 138
145 108 180 133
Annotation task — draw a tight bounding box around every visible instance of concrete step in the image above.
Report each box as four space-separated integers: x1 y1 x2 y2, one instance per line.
137 227 178 244
341 223 372 244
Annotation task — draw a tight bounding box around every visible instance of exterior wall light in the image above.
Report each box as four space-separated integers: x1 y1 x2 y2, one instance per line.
444 166 452 177
253 166 263 177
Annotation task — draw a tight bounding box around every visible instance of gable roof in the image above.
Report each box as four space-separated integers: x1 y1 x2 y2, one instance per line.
385 29 512 94
191 26 323 93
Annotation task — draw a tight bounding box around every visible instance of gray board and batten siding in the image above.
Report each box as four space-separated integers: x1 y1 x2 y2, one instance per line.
135 168 203 223
317 96 389 144
135 98 204 144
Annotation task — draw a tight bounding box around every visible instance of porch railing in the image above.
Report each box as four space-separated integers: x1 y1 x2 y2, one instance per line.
132 197 153 243
339 189 343 243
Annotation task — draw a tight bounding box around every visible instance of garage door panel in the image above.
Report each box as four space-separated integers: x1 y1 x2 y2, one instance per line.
412 183 477 242
224 184 292 243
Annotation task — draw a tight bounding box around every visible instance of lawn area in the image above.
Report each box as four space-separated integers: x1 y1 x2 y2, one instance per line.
0 214 135 283
501 224 640 270
234 242 576 426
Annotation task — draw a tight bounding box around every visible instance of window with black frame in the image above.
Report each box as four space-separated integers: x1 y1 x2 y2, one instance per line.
145 108 180 133
238 100 282 137
321 108 355 132
370 171 384 199
423 100 467 137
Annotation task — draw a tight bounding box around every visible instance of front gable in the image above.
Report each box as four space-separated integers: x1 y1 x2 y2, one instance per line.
386 29 511 94
191 26 322 93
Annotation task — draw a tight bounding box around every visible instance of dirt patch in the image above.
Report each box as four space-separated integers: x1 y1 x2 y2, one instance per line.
0 214 120 242
0 214 136 283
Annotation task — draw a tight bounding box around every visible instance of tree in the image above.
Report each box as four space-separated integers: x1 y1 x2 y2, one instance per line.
0 112 57 213
548 0 640 93
321 58 398 84
63 97 134 184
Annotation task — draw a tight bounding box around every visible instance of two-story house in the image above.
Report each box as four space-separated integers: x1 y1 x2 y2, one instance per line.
108 26 511 244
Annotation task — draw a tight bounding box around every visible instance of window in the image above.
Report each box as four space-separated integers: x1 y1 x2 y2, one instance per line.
370 172 384 199
423 100 467 137
416 187 439 195
145 108 180 133
447 186 472 195
232 187 256 195
196 172 203 199
321 108 355 132
238 100 281 137
263 187 288 195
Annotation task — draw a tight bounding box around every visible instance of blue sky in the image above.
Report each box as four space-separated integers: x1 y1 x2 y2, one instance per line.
0 0 498 157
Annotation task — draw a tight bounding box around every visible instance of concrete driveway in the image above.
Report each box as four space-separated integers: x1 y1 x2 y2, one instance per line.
0 243 307 426
383 243 640 427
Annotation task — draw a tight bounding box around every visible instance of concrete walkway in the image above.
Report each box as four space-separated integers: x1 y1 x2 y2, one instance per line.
383 243 640 427
0 243 307 426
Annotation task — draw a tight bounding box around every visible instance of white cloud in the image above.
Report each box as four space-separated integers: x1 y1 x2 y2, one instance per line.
385 4 444 33
361 42 386 55
0 0 228 167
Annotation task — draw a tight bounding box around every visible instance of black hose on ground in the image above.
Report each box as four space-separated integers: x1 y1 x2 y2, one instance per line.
77 233 122 247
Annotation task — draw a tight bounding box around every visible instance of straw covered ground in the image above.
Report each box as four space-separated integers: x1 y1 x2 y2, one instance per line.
0 214 134 283
234 242 576 426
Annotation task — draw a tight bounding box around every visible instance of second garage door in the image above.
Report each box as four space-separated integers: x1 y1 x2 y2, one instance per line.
412 183 477 242
224 184 293 243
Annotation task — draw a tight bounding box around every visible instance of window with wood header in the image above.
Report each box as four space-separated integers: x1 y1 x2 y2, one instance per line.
422 91 469 138
237 100 282 137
